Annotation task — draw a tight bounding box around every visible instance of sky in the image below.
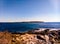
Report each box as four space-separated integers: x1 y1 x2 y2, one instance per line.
0 0 60 22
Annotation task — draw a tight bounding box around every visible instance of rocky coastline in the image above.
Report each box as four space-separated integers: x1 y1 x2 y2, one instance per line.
0 28 60 44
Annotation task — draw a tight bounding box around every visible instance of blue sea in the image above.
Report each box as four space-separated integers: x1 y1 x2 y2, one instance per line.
0 22 60 32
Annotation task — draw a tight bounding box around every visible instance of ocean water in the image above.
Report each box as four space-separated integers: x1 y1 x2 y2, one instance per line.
0 22 60 32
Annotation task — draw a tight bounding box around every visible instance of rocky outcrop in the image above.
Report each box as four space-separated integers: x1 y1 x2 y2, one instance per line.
0 31 12 44
0 28 60 44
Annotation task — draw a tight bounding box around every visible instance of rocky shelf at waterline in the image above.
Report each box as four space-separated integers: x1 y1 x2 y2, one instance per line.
0 28 60 44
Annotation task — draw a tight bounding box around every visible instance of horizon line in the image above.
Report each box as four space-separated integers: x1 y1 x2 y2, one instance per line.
0 20 60 22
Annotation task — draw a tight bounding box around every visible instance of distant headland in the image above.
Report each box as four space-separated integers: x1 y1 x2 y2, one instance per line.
0 21 44 23
21 21 44 23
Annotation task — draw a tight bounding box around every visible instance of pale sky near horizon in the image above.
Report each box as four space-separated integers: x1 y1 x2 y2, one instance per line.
0 0 60 22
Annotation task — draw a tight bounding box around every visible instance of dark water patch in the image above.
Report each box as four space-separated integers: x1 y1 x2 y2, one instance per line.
0 22 60 32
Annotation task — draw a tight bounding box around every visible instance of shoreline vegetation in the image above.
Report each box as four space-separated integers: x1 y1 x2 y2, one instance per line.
0 28 60 44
